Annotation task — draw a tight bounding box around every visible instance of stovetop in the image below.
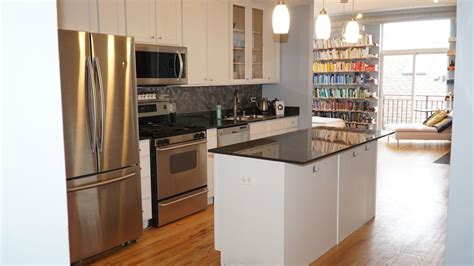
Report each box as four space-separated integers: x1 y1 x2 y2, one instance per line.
139 122 207 139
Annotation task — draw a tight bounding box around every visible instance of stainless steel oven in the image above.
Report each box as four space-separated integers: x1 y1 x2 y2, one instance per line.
156 139 207 200
135 44 187 86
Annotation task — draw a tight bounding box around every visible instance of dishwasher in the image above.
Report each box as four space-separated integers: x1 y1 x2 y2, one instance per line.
217 124 250 147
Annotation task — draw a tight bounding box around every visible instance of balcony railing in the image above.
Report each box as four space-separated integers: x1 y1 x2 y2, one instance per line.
382 94 448 127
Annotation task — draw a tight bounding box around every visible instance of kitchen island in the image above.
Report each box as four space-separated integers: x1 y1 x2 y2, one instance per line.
209 127 393 265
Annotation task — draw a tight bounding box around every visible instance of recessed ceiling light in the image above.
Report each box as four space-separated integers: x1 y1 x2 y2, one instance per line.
434 0 439 3
356 13 363 19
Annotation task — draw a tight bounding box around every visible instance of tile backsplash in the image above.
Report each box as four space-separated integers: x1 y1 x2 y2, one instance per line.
138 85 262 114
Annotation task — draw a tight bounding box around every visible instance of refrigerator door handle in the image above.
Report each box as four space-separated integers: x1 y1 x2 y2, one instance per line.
93 57 106 153
86 57 98 152
67 172 136 193
177 51 183 80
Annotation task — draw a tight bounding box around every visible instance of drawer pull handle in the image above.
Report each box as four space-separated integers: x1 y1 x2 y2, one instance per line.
365 146 370 151
313 166 320 173
159 189 209 207
353 151 358 157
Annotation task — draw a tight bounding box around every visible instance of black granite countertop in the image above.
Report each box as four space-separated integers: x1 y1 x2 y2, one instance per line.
176 107 300 130
209 127 394 165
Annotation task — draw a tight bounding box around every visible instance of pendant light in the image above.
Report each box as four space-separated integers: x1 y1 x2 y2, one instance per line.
272 0 290 34
315 0 331 40
344 0 360 43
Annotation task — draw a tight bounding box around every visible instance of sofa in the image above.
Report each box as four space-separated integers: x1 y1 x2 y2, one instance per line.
385 123 452 146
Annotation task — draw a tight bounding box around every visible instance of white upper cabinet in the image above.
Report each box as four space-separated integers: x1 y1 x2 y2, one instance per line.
207 0 230 85
182 0 208 85
97 0 126 35
155 0 183 46
263 5 280 83
57 0 126 35
230 1 279 84
183 0 230 86
57 0 99 32
125 0 156 44
125 0 182 45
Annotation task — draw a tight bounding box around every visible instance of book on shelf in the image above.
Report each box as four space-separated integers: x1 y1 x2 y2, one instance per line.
313 35 374 50
313 47 377 60
312 61 378 73
312 111 375 125
313 73 377 85
314 88 377 99
312 100 376 112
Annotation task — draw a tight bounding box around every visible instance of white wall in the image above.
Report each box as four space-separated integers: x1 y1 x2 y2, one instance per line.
263 3 314 129
0 0 70 264
444 0 474 264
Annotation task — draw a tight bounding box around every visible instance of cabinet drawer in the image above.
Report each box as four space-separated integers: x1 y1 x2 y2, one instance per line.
250 121 269 135
284 117 298 129
268 119 285 131
139 139 150 156
207 128 217 138
250 132 269 140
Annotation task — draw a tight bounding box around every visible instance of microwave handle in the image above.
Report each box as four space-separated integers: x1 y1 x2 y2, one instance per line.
177 51 183 80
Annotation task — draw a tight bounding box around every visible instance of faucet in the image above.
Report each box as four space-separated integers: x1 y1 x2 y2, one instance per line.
233 89 240 123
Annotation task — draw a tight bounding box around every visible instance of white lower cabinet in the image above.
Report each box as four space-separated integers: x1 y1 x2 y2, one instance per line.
207 129 217 202
139 139 152 227
338 142 377 242
249 117 299 140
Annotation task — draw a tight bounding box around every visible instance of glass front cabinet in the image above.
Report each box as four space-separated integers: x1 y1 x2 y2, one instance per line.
231 1 276 83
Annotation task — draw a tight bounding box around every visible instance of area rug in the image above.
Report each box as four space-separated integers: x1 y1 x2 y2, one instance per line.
434 152 451 165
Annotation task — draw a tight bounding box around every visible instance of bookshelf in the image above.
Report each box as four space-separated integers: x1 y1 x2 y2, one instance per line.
313 35 380 129
446 36 456 110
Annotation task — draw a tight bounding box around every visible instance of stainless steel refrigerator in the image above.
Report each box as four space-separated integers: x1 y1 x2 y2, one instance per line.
58 30 142 263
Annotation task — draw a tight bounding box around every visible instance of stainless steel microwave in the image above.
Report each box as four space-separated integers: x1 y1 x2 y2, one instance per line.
135 44 187 86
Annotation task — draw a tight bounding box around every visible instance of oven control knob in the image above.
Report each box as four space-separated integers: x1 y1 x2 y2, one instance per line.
163 139 170 145
200 132 206 138
193 133 201 139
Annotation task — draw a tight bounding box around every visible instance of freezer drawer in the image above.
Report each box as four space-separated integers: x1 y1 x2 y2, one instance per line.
158 187 208 226
67 166 143 263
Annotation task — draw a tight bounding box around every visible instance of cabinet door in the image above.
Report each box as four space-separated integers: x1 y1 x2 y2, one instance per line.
284 157 338 263
361 141 378 222
338 146 365 243
155 0 182 45
183 0 208 85
208 0 230 85
231 3 247 82
125 0 156 44
97 0 126 35
57 0 99 32
250 6 264 82
263 5 280 83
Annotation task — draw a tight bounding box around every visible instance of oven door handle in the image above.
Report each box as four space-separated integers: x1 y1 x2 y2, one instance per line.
156 140 207 151
158 188 208 207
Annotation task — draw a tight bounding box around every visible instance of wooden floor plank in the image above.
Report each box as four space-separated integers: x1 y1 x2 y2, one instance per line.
93 139 450 265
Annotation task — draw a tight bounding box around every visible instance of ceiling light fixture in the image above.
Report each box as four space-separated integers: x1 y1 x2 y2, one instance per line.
433 0 439 3
344 0 360 44
315 0 331 40
272 0 290 34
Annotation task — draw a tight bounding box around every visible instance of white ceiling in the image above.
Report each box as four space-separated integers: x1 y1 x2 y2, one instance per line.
315 0 457 15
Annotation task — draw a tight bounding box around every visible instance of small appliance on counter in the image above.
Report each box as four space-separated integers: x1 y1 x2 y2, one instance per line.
274 100 285 117
138 98 208 227
257 98 272 115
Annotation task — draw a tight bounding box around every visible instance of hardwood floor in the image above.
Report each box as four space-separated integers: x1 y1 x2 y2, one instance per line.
93 139 450 265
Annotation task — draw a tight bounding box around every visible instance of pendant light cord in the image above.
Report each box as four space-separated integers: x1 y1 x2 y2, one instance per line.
352 0 355 17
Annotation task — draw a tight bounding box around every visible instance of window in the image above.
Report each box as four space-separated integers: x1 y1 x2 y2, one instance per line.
381 19 451 126
383 19 451 50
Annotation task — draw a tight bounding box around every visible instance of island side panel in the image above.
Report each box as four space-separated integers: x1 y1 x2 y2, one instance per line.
214 154 286 264
283 156 339 265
